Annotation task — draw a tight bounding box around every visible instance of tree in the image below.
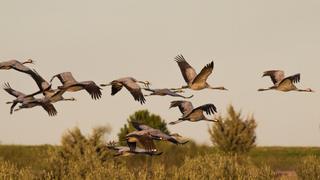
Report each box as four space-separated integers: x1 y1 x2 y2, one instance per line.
118 110 169 145
208 105 257 154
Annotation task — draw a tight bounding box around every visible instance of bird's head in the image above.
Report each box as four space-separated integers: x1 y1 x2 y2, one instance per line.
143 81 151 88
24 59 35 65
306 88 315 92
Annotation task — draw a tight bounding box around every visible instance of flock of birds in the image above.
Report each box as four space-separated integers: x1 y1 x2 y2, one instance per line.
1 55 314 156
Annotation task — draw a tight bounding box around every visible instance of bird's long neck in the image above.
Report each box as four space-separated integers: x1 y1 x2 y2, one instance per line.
22 60 31 65
100 83 112 87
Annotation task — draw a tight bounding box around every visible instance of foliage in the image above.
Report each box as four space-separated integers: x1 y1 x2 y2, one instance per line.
296 155 320 180
45 125 112 179
0 161 35 179
118 110 169 145
209 105 257 154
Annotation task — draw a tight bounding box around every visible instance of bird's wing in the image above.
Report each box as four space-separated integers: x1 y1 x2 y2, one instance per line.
34 100 57 116
192 61 214 85
137 135 157 152
263 70 285 85
77 81 102 100
174 55 197 84
278 73 301 87
191 104 217 115
126 138 138 152
170 100 194 116
3 83 26 97
51 72 78 85
122 80 146 104
29 69 51 91
131 121 153 131
11 61 33 74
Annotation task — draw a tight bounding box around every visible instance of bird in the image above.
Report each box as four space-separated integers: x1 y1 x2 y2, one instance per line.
131 121 189 145
126 130 159 153
13 98 58 116
100 77 150 104
169 100 218 125
50 72 102 100
143 88 194 99
0 59 35 75
107 141 162 157
258 70 314 92
173 54 227 91
3 82 40 114
3 82 57 116
29 69 76 103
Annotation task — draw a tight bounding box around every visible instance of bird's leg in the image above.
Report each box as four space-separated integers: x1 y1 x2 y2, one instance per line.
170 86 188 92
138 81 151 88
204 119 219 123
208 86 228 91
6 101 13 104
10 101 18 114
64 97 76 101
100 83 112 87
169 119 185 125
257 88 272 91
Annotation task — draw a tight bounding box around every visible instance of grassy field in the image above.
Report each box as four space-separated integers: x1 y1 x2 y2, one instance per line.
0 145 319 172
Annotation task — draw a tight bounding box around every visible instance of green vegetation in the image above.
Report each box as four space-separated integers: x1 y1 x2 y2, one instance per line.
209 105 257 154
0 109 319 179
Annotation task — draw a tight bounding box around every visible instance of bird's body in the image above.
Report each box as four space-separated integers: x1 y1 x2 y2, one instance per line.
173 55 227 91
259 70 314 92
107 144 162 157
50 72 102 100
169 100 218 125
3 83 57 116
0 59 34 74
143 88 193 99
100 77 150 104
29 70 76 103
14 97 58 116
131 122 189 144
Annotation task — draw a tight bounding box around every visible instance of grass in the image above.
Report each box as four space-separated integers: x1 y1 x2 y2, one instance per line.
0 145 319 172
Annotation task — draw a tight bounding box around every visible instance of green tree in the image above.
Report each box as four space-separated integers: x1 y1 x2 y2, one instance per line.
208 105 257 154
118 110 169 145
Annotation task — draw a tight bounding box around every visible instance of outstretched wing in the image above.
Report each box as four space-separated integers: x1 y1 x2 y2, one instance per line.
81 81 102 100
277 73 300 90
121 80 146 104
3 83 26 97
192 61 214 85
174 55 197 84
131 121 153 131
191 104 217 115
170 100 194 116
33 100 57 116
29 69 51 92
263 70 285 85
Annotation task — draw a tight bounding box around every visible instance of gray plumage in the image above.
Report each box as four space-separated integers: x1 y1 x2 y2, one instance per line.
100 77 150 104
131 122 189 145
50 72 102 100
174 55 227 91
107 141 162 157
0 59 34 75
169 100 218 125
259 71 314 92
143 88 193 99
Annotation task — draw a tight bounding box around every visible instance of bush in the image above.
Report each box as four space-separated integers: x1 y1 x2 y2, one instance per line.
0 161 35 179
296 155 320 180
209 105 257 154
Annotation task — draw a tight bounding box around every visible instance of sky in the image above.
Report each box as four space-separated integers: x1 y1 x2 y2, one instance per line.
0 0 319 146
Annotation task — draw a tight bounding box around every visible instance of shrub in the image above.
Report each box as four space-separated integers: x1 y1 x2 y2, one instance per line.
296 155 320 180
209 105 257 154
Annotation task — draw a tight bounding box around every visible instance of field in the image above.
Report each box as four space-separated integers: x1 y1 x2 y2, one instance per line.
0 144 319 179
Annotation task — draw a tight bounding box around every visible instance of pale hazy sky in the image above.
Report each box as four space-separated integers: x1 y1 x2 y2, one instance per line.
1 0 319 146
